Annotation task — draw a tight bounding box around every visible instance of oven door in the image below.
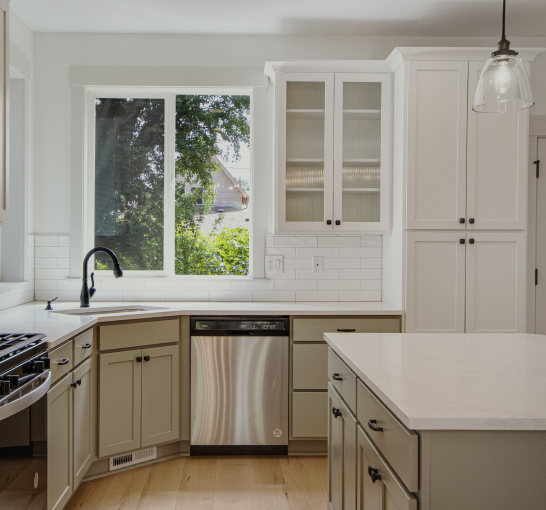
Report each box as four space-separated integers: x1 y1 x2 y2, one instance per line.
0 372 50 509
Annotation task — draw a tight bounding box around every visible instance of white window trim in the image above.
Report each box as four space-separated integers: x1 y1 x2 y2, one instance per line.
76 85 264 280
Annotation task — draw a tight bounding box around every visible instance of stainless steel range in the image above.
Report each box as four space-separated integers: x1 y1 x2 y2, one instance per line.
0 333 51 509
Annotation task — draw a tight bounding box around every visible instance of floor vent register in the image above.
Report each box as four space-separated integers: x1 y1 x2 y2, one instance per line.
109 447 157 471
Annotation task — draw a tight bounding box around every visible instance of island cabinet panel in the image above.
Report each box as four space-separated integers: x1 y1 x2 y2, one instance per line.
356 380 418 493
358 426 417 510
328 383 357 510
98 349 142 457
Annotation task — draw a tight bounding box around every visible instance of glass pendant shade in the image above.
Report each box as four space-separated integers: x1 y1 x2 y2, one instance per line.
473 53 535 113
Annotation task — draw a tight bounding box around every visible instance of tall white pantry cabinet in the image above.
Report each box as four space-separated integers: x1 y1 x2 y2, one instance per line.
390 48 543 333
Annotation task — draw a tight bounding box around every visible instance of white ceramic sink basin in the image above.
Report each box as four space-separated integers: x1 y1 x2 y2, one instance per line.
53 305 167 316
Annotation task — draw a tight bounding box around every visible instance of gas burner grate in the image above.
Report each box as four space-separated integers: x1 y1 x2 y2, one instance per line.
0 334 47 364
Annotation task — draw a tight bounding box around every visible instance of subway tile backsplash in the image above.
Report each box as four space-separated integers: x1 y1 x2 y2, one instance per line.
33 234 382 303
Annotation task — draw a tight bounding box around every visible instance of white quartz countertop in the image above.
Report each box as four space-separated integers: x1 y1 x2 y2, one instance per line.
0 301 401 349
324 332 546 431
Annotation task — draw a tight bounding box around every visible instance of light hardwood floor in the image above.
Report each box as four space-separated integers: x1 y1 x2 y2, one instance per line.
65 456 328 510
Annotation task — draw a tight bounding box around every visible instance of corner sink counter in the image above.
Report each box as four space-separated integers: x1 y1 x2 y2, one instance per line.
0 301 402 349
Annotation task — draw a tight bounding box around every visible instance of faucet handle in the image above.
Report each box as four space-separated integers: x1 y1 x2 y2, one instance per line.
89 272 96 298
45 297 58 310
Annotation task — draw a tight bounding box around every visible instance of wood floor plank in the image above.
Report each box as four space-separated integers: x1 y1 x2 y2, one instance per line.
309 456 328 500
250 457 284 485
64 476 113 510
175 457 217 510
278 456 328 510
213 460 251 510
137 458 186 510
250 485 290 510
98 465 151 510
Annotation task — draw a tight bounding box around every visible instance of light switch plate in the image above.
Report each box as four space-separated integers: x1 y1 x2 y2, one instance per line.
265 256 283 274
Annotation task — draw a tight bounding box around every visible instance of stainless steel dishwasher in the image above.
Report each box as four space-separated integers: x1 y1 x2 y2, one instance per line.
190 316 289 455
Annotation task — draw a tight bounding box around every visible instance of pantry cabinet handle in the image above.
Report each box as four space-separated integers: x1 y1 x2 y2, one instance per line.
332 373 343 381
368 419 383 432
56 358 70 366
81 343 92 349
368 466 382 483
332 407 342 418
337 328 355 332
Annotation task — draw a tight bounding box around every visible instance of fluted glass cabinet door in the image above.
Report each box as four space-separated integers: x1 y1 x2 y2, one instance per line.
333 74 392 232
277 73 334 232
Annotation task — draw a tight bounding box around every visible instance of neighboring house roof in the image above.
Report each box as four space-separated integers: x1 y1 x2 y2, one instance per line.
211 156 249 200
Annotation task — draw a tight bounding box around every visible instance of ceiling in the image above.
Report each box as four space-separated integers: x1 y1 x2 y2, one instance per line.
10 0 546 37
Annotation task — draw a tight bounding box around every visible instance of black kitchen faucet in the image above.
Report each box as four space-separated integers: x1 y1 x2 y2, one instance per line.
80 247 123 307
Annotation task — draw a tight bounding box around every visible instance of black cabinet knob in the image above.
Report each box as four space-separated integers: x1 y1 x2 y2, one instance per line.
460 239 465 244
144 355 150 362
136 356 142 363
368 466 382 483
335 220 341 225
70 382 78 389
459 218 465 224
326 220 332 225
332 407 342 418
469 238 475 244
469 218 475 224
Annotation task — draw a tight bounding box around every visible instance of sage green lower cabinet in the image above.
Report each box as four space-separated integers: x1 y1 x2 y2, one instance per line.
47 373 73 510
99 344 179 458
357 426 417 510
73 359 93 487
328 383 357 510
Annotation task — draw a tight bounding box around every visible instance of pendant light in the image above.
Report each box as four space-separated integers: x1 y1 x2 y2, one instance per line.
472 0 534 113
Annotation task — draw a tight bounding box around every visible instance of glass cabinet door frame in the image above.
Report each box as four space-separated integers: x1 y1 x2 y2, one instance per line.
276 72 335 232
333 73 392 232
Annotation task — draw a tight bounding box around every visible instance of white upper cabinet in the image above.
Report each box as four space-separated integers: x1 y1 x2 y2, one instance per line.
267 63 392 233
406 60 527 231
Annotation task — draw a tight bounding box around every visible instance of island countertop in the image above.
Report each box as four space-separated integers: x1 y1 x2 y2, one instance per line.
323 332 546 431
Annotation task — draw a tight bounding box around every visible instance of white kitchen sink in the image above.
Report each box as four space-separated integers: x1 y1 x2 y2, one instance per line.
53 305 167 316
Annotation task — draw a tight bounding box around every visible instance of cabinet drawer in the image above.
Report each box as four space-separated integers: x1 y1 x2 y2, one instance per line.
293 343 328 390
358 425 417 510
100 319 179 351
292 392 328 438
49 340 73 384
357 379 419 492
73 329 93 367
327 349 356 411
293 317 401 342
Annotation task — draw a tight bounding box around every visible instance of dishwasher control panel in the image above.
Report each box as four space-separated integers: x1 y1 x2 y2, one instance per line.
191 317 289 336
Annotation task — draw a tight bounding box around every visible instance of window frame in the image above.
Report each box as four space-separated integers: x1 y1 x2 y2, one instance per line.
85 86 255 278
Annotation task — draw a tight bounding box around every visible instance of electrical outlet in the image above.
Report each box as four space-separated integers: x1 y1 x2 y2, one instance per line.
265 256 283 274
312 256 323 273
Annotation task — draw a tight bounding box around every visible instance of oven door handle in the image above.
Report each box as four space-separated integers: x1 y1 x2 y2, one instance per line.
0 371 52 422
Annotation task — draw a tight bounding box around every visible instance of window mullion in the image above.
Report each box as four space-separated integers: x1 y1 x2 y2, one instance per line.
164 93 176 277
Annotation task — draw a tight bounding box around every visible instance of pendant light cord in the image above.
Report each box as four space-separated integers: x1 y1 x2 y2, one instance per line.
501 0 506 40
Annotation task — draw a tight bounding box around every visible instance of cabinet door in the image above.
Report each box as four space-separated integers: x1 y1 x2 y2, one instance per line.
47 373 73 510
466 232 526 332
277 72 334 232
328 383 357 510
333 73 392 232
357 427 417 510
73 358 93 487
466 62 528 230
406 61 468 230
141 345 179 448
98 349 142 457
406 231 466 332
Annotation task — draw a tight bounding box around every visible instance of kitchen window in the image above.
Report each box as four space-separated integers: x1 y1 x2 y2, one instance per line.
88 90 252 277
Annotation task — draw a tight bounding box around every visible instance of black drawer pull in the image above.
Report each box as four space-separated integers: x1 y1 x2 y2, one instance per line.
81 343 92 349
368 419 383 432
368 466 382 483
332 407 342 418
136 356 142 363
56 358 70 366
332 373 343 381
337 328 356 332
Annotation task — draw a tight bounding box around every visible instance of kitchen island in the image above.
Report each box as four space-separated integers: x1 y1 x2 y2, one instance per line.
324 332 546 510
